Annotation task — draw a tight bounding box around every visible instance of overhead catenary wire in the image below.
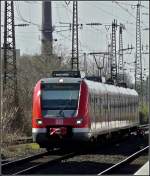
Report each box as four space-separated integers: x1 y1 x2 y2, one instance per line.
86 2 130 24
113 1 149 10
55 2 109 53
1 0 148 72
113 1 148 27
15 1 41 28
55 2 143 72
113 1 136 20
54 2 93 56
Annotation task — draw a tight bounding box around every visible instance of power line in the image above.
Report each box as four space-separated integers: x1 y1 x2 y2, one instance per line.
15 2 41 28
113 1 136 19
62 2 72 22
87 3 129 24
114 1 149 10
113 1 148 27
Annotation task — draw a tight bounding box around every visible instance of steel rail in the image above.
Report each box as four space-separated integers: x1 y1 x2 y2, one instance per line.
2 151 49 174
1 159 10 164
98 145 149 175
14 152 77 175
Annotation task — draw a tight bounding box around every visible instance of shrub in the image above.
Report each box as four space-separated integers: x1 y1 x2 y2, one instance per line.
139 103 149 124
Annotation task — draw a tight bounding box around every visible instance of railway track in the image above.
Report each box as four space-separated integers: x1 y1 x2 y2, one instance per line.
2 126 148 175
2 151 49 175
2 148 78 175
28 132 148 175
1 159 11 164
98 146 149 175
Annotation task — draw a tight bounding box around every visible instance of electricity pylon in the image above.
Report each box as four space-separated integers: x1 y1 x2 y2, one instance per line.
3 1 18 105
135 1 143 100
71 0 79 71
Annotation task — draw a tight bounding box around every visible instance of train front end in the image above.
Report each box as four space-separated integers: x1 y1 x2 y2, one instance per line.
32 71 90 148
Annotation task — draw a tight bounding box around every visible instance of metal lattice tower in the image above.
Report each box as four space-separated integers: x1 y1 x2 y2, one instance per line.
110 19 117 81
107 43 112 79
118 23 124 82
3 1 18 105
71 0 79 71
135 1 143 97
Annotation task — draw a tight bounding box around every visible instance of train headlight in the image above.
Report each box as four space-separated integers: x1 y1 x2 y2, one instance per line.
59 78 64 83
76 118 83 125
36 119 43 125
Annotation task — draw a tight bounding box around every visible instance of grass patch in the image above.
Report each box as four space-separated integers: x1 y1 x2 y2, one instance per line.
1 143 45 160
29 143 40 149
1 133 45 160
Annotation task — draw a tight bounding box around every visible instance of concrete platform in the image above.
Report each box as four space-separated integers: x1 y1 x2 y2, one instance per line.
134 161 149 175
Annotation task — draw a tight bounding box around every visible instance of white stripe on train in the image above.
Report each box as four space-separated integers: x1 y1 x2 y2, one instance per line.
32 128 90 133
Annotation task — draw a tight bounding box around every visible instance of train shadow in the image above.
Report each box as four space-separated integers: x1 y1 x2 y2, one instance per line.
46 133 148 157
60 133 149 156
86 134 148 156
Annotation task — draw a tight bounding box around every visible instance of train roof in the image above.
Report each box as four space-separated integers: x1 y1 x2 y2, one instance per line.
40 77 138 97
85 79 138 97
41 77 82 84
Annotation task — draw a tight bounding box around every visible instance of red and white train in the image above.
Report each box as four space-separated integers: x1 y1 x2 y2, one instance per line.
32 71 139 149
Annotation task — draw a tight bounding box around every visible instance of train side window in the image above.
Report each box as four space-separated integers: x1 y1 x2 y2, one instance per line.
132 97 135 113
108 95 110 108
123 97 125 115
95 97 97 105
92 94 94 104
94 96 97 114
130 98 132 113
127 97 129 113
134 98 136 113
90 94 92 105
99 97 102 112
132 98 134 113
114 96 116 117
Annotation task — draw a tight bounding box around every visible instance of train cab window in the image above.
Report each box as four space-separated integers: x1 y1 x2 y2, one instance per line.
41 83 80 118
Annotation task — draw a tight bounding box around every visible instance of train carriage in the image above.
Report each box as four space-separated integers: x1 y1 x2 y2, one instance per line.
32 71 139 148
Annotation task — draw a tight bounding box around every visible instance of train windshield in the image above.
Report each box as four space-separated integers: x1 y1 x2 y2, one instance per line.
41 83 80 118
